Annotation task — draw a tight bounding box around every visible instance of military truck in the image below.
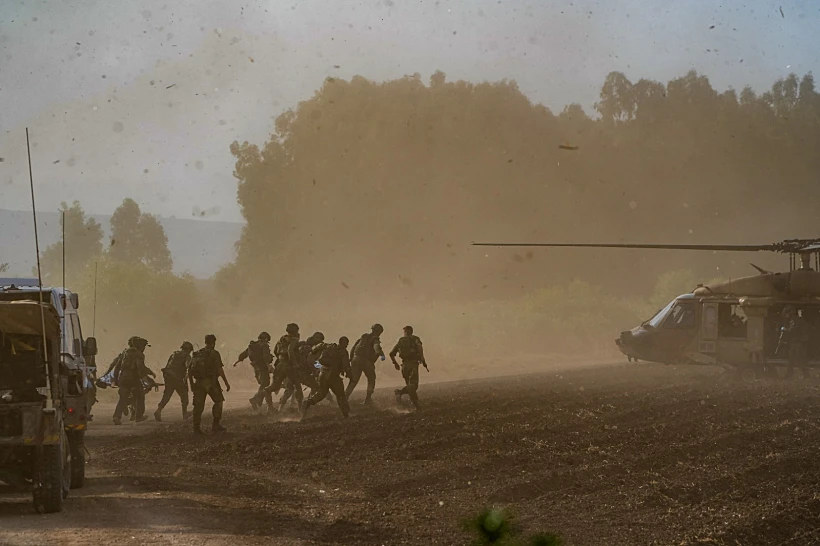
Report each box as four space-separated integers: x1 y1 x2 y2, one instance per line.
0 278 97 493
0 300 73 512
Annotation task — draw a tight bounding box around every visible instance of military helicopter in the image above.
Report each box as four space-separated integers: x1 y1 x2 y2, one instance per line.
472 239 820 380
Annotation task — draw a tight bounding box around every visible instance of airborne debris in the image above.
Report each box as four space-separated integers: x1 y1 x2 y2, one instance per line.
558 144 579 150
165 84 176 89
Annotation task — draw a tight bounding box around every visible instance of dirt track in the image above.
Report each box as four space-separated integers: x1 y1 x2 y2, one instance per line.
2 362 820 545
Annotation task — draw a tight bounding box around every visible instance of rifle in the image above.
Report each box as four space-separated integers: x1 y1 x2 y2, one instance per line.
422 362 429 373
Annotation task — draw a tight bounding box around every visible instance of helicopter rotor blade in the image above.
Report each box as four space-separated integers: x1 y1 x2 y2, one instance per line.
471 242 778 252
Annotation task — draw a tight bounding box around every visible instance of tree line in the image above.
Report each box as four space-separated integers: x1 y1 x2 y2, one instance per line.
220 68 820 308
38 199 203 356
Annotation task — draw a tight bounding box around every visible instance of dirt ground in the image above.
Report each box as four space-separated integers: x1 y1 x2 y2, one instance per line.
2 361 820 545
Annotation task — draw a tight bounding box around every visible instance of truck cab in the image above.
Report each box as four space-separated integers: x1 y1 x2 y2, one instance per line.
0 278 97 489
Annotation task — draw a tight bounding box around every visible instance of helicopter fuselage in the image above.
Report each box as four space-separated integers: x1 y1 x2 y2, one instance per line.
617 284 820 370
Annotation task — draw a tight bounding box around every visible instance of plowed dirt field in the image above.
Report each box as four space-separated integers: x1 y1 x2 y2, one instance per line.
2 362 820 545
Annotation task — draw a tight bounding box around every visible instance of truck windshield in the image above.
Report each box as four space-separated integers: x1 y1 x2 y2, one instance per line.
645 300 676 328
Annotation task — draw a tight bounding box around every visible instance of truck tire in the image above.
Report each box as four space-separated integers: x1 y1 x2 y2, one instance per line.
68 430 86 489
32 433 71 513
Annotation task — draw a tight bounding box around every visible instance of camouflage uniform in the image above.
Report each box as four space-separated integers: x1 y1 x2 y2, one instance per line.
265 328 303 407
302 339 351 418
345 325 385 405
154 344 192 421
279 334 327 411
113 338 153 424
390 331 426 409
190 342 227 433
239 337 274 411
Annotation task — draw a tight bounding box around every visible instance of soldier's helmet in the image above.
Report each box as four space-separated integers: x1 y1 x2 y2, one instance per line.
311 332 325 343
403 325 414 334
205 334 217 345
286 323 299 335
339 336 349 348
371 323 384 335
133 337 150 349
181 341 194 352
258 331 271 342
127 336 137 347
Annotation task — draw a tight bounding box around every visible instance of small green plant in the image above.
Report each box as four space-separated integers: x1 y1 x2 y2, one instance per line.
463 507 563 546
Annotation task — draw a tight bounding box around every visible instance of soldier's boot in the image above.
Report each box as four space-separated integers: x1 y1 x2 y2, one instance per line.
212 421 227 433
277 399 288 413
394 389 403 405
113 417 122 425
193 426 204 435
249 397 259 411
300 400 312 419
129 410 137 422
362 392 373 406
193 415 203 434
154 408 163 422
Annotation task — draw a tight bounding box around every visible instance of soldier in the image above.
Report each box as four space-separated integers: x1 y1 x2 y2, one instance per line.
113 337 154 425
781 306 810 379
189 334 231 434
154 341 193 422
302 336 351 419
390 326 428 410
345 323 386 405
278 331 325 412
234 332 275 413
264 323 303 408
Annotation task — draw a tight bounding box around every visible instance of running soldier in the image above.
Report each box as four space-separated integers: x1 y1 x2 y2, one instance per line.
278 331 325 412
301 336 351 419
189 334 231 434
154 341 193 422
265 324 303 408
234 332 274 413
113 337 154 425
389 326 428 410
345 323 386 405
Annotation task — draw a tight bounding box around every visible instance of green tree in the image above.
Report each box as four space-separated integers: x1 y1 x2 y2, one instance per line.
109 198 172 273
40 201 104 285
73 255 203 357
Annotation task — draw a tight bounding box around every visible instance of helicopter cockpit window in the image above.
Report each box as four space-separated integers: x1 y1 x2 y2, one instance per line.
718 304 747 338
646 300 676 328
664 302 696 330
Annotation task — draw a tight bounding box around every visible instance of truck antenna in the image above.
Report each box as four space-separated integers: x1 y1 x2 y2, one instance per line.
26 127 54 412
62 209 66 308
92 261 98 337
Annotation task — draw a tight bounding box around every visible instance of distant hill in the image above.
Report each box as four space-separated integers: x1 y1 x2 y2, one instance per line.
0 209 242 279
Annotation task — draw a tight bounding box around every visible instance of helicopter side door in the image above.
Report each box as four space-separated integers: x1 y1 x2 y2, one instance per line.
654 300 699 363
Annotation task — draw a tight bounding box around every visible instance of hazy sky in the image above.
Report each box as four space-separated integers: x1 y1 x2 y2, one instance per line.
1 0 817 223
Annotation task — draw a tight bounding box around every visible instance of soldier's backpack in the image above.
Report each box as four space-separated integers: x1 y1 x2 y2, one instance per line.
247 340 264 364
164 350 188 378
317 343 339 368
188 348 210 380
352 333 377 362
400 335 422 361
274 335 292 359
